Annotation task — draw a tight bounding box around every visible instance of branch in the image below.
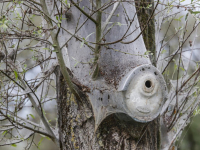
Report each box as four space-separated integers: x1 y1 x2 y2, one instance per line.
161 21 200 74
121 0 159 44
28 0 42 6
70 0 97 24
0 132 34 147
0 109 53 138
18 75 58 141
39 0 82 101
0 107 45 130
101 1 120 32
0 61 58 145
92 0 102 80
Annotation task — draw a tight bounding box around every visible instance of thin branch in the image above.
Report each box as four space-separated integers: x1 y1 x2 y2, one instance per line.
0 60 58 145
101 1 120 32
92 0 102 79
121 0 159 44
70 0 97 24
39 0 82 102
0 132 34 147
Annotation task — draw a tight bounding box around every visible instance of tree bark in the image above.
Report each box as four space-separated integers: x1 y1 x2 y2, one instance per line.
135 0 156 66
56 68 160 150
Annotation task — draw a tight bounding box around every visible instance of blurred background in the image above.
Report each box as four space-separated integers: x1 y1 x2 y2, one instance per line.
178 114 200 150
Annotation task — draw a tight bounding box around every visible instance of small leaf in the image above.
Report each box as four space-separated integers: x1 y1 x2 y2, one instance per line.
144 50 151 55
42 48 50 50
85 32 95 40
14 71 18 80
190 11 200 14
117 22 122 27
46 137 51 140
161 49 166 54
146 4 152 8
74 61 79 67
38 137 44 147
185 13 189 20
11 144 17 147
80 40 84 48
179 67 185 71
2 131 7 136
174 16 183 21
174 63 177 70
29 114 35 119
10 44 16 48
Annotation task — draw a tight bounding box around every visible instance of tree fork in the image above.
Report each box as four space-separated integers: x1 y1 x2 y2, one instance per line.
56 68 161 150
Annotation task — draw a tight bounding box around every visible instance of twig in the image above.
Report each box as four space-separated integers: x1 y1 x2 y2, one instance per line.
70 0 97 24
101 1 120 32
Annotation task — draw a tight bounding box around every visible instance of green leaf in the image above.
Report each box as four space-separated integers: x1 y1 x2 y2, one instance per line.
14 71 18 80
74 61 79 67
161 49 166 54
2 131 7 136
85 32 95 40
185 13 189 21
117 22 122 27
193 106 200 116
80 40 84 48
11 144 17 147
10 44 16 48
174 16 183 21
29 114 35 119
38 137 44 147
146 4 152 8
174 63 177 70
179 67 185 71
52 50 58 52
46 136 51 140
144 50 151 55
190 11 200 14
42 48 50 50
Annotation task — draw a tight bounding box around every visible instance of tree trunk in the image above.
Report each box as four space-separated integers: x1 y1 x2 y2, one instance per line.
135 0 156 66
56 69 160 150
56 0 161 149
